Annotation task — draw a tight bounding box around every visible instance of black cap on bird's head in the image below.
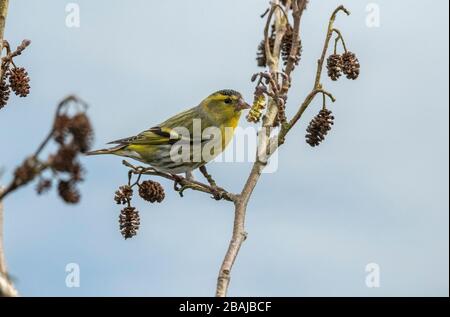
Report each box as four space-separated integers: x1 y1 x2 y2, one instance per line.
212 89 250 111
215 89 241 98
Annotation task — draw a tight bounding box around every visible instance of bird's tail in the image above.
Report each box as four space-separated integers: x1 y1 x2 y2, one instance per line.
85 144 127 156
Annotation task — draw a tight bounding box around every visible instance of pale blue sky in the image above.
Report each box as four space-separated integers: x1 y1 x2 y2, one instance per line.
0 0 448 296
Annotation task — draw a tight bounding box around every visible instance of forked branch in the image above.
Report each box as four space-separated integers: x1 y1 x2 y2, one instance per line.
117 1 358 297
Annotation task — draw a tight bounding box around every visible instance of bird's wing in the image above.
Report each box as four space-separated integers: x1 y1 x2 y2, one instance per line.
108 106 212 146
107 126 184 145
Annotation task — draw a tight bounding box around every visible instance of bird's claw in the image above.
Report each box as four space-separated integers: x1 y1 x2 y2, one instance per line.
210 186 226 201
173 179 190 198
177 184 195 198
172 173 227 201
173 176 203 198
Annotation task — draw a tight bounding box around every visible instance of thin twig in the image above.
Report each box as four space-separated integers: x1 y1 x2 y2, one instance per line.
0 160 49 201
277 6 349 144
0 188 19 296
314 5 350 89
0 0 19 297
34 95 87 157
281 0 307 87
263 6 277 68
122 160 237 202
286 89 335 133
260 1 292 160
0 0 9 80
260 8 270 18
332 28 348 54
1 39 31 66
272 3 290 22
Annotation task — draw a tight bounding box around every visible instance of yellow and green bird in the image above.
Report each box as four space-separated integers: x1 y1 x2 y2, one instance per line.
87 90 250 174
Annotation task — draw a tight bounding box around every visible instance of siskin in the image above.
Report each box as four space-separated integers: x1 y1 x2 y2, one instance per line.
87 90 250 174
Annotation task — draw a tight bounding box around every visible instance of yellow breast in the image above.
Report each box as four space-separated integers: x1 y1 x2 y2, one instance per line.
220 113 241 149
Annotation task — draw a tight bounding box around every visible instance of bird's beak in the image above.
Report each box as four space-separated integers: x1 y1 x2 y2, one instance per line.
236 98 251 111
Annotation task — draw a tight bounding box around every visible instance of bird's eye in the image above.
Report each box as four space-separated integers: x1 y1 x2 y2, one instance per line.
224 98 233 104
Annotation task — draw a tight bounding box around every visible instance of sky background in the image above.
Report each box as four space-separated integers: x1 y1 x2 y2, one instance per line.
1 0 448 296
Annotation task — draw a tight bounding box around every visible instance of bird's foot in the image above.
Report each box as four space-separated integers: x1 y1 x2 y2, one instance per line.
172 174 201 198
210 185 227 201
199 165 217 187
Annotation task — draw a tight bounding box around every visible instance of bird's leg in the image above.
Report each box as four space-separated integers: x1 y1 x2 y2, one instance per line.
171 174 184 196
171 169 231 201
185 171 195 182
172 173 199 198
199 166 216 187
199 166 225 200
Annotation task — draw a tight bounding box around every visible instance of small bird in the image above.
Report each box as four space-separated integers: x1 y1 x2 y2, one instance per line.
87 89 250 175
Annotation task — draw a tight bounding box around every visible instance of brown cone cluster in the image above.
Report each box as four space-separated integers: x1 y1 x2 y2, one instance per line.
2 95 92 205
58 180 80 204
0 39 32 110
257 24 303 68
46 111 92 202
305 109 335 147
53 115 71 144
50 145 78 173
24 102 93 203
256 26 275 67
256 38 275 68
281 26 302 66
139 180 165 203
326 51 360 81
342 51 360 80
9 67 30 97
326 54 343 81
119 207 140 239
69 114 94 153
114 178 166 239
53 113 93 153
276 96 288 124
114 185 133 205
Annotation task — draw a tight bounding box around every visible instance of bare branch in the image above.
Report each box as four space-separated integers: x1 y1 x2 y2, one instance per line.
216 3 352 297
278 88 336 146
122 160 237 202
314 5 350 89
332 28 348 54
0 188 19 297
216 163 262 296
277 5 349 145
216 0 296 297
1 39 31 66
281 0 307 84
0 0 9 80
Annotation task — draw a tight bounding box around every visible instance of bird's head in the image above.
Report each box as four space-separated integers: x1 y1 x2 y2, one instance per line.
202 89 250 121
